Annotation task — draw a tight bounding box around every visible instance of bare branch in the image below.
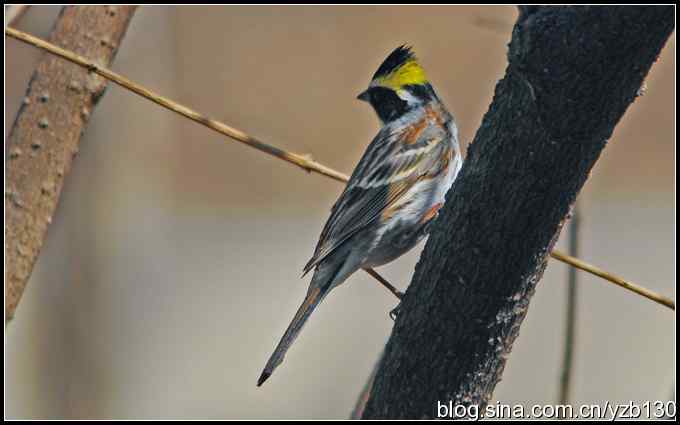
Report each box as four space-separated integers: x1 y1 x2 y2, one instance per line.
558 204 580 407
5 6 138 324
5 25 673 311
4 5 30 27
551 250 674 310
5 26 348 183
364 268 403 300
350 349 383 419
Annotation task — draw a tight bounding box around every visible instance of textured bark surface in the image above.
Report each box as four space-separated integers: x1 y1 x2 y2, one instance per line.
5 5 137 324
362 6 674 419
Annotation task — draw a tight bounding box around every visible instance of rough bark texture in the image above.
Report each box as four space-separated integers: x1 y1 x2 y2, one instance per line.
362 6 674 419
5 5 137 324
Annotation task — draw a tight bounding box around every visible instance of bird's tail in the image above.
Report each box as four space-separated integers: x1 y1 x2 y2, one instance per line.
257 285 329 386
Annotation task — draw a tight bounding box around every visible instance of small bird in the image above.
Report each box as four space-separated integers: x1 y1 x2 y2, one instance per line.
257 45 462 386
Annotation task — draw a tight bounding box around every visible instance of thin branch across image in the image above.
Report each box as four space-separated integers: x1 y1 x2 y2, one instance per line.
4 25 673 314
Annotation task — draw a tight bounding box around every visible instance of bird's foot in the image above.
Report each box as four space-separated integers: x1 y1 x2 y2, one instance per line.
389 302 402 321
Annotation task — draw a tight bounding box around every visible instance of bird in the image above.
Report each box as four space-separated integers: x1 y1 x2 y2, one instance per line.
257 45 462 387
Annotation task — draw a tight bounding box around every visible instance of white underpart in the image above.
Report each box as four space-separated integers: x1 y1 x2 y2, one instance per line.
435 120 462 205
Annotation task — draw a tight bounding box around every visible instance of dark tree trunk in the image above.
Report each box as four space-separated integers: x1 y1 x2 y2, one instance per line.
362 6 674 419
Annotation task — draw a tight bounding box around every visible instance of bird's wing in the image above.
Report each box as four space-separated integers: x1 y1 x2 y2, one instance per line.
302 116 449 275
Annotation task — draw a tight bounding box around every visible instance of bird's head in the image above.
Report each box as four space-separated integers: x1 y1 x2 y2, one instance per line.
357 45 437 123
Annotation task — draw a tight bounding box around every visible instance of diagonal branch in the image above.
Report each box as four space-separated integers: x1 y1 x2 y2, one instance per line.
5 25 674 311
364 268 404 300
5 26 348 183
550 251 673 310
5 6 138 325
361 6 674 418
4 4 30 27
558 204 580 407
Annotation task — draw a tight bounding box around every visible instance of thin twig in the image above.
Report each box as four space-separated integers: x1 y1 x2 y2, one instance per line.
558 205 580 407
4 5 30 27
350 348 384 419
550 250 674 310
3 25 389 299
6 26 673 310
364 268 403 300
4 26 348 183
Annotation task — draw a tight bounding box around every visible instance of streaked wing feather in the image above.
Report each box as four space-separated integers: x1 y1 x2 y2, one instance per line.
303 115 447 274
303 177 417 274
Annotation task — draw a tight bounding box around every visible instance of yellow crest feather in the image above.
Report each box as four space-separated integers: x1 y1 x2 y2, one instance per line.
375 59 428 90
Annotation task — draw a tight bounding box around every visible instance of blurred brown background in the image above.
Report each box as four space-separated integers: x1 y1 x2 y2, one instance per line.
5 5 675 419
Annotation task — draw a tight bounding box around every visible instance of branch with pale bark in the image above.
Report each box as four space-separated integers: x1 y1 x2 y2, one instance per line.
4 4 30 27
4 5 137 324
4 7 673 419
5 23 673 327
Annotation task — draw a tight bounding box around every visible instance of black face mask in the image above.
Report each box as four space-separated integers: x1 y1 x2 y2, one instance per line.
357 86 410 123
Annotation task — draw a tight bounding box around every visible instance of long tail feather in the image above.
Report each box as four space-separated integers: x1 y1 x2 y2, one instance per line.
257 285 327 386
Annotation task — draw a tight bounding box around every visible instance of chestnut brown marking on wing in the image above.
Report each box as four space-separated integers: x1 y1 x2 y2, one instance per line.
404 106 445 144
425 104 446 126
421 202 444 224
403 116 429 144
303 103 451 275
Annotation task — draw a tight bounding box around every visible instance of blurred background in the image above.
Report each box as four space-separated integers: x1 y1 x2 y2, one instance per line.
5 5 675 419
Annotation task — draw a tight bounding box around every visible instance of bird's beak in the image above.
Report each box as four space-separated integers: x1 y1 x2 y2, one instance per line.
357 88 371 102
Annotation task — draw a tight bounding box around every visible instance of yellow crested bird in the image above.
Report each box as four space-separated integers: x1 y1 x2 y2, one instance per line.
258 45 462 386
